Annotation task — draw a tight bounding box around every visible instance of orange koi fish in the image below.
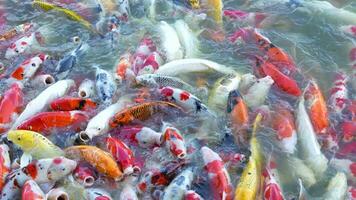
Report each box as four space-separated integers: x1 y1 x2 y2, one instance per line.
50 97 97 111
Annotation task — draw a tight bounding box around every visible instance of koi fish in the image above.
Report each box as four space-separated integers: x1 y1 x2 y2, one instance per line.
137 160 186 193
119 177 138 200
106 137 139 175
139 51 164 75
78 79 95 98
65 145 123 181
113 53 134 84
185 190 204 200
0 83 24 133
109 101 183 128
5 32 38 59
95 65 117 104
304 81 329 134
255 59 301 96
243 76 274 108
323 172 348 200
157 21 183 62
295 97 328 178
10 54 49 82
7 130 64 159
31 74 55 88
155 58 236 76
78 96 131 143
201 146 233 200
271 106 297 154
16 111 89 134
0 144 11 191
209 73 241 112
46 187 70 200
330 158 356 183
85 188 112 200
235 114 263 200
340 25 356 38
162 124 187 159
55 43 88 80
262 159 285 200
161 168 194 200
73 163 96 187
121 126 163 148
329 72 348 114
173 20 200 58
159 87 210 116
238 73 258 94
50 97 96 111
227 90 249 143
21 180 46 200
11 79 75 129
201 0 223 25
132 37 157 75
32 0 97 34
0 23 33 42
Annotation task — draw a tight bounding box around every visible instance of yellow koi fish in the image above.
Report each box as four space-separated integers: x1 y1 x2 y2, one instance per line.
235 114 263 200
202 0 223 25
7 130 64 159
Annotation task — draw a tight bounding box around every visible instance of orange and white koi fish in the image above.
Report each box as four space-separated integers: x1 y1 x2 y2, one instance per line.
304 81 329 134
17 111 89 134
255 59 301 96
106 137 139 175
185 190 204 200
11 79 75 130
10 54 49 82
329 72 348 114
0 23 33 42
109 101 182 128
162 124 187 159
0 83 24 133
50 97 97 111
271 105 297 154
21 180 46 200
65 145 123 181
0 144 11 191
113 53 134 84
201 146 233 200
73 163 96 187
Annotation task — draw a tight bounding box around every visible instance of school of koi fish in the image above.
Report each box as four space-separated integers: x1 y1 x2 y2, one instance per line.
0 0 355 199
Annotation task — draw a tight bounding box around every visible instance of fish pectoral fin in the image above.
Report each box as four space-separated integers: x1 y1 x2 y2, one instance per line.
20 153 33 168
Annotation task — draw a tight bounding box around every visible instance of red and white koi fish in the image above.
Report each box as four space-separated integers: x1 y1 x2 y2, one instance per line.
162 168 194 200
0 83 24 133
255 59 301 96
137 160 186 193
21 180 46 200
10 54 49 82
113 53 134 84
329 72 348 114
162 124 187 159
0 22 33 42
0 144 11 191
17 111 88 134
340 120 356 142
106 137 140 175
138 51 163 75
159 86 210 116
11 79 75 130
185 190 204 200
330 158 356 183
201 146 233 200
73 163 97 187
347 187 356 200
271 105 297 154
304 81 329 134
262 160 285 200
295 97 328 178
5 32 39 59
50 97 97 111
78 79 95 98
132 37 156 75
86 188 112 200
120 126 163 148
223 10 267 27
340 25 356 38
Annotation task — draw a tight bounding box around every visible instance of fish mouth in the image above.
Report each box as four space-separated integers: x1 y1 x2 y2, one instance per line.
77 131 90 143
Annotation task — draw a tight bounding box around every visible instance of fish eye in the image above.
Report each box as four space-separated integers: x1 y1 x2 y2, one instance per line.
62 168 66 171
97 128 101 131
31 63 36 67
15 49 19 53
17 137 21 141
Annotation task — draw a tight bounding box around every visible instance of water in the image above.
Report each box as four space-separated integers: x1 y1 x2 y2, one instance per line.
0 0 355 200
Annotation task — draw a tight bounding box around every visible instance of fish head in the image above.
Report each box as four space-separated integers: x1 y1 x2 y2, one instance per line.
47 157 77 181
135 127 162 148
22 180 45 199
7 130 35 150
